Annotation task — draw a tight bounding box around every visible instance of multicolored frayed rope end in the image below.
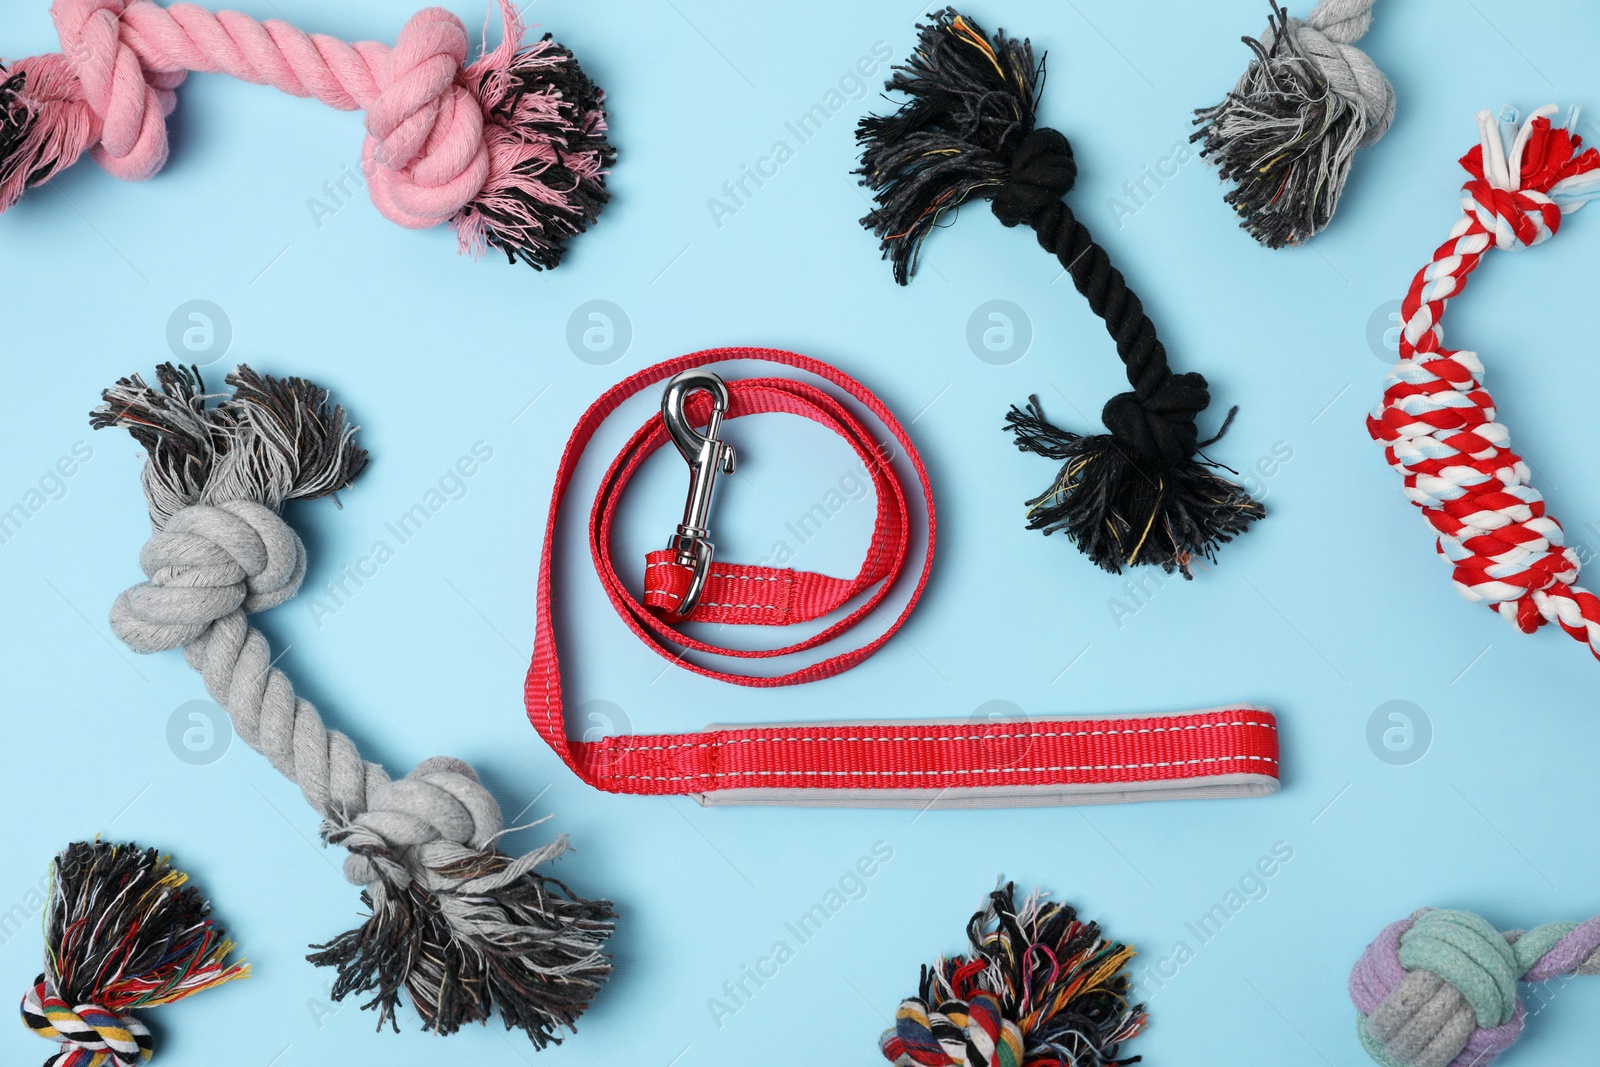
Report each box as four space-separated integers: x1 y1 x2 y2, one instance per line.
0 0 612 269
879 882 1147 1067
1368 105 1600 659
1350 909 1600 1067
19 841 247 1067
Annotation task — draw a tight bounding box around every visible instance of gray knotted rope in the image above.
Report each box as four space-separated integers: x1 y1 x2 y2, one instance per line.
1276 0 1394 144
1192 0 1394 247
93 364 613 1045
112 499 520 889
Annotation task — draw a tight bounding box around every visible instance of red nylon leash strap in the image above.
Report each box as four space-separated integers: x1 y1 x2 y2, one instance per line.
524 347 1280 807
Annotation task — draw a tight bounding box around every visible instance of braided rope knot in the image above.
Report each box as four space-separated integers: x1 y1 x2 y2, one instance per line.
1371 349 1578 603
335 756 512 891
362 6 490 228
991 127 1077 218
46 0 183 181
109 501 305 654
881 993 1025 1067
1277 0 1394 146
1461 181 1559 249
21 977 152 1067
1100 372 1210 467
1350 910 1600 1067
105 500 515 893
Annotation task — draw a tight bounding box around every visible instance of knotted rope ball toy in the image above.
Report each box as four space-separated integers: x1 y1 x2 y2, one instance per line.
1368 105 1600 658
0 0 612 268
1350 908 1600 1067
1192 0 1394 247
880 883 1147 1067
856 9 1264 578
19 841 247 1067
89 364 615 1044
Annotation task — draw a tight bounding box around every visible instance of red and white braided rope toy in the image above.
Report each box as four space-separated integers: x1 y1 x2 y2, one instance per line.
1369 104 1600 657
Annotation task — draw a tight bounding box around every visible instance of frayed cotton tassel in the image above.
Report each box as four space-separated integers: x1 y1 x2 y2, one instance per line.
20 841 248 1066
1192 0 1394 247
879 882 1148 1067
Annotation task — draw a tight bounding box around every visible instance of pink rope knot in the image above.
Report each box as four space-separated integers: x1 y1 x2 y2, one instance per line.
1 0 613 267
363 7 489 229
50 0 181 180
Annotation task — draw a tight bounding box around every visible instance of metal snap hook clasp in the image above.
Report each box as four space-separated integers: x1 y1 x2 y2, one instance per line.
660 369 737 616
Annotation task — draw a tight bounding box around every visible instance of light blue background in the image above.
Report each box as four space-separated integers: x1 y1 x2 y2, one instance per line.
3 0 1599 1064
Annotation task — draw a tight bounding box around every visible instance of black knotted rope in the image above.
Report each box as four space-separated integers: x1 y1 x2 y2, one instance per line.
856 9 1264 577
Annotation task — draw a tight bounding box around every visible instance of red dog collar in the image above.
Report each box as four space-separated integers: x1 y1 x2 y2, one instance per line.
523 348 1280 806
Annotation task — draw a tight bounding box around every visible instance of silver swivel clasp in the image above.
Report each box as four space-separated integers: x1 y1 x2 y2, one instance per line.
660 369 737 616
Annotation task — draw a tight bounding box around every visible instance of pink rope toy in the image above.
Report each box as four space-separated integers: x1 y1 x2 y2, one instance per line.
0 0 613 268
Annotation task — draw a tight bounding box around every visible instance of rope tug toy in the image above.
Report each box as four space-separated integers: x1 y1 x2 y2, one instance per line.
0 0 612 268
880 883 1147 1067
1192 0 1394 247
1368 105 1600 658
89 365 615 1045
1350 908 1600 1067
856 10 1264 578
19 841 247 1067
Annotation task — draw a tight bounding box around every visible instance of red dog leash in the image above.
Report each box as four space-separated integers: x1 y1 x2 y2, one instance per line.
524 348 1279 806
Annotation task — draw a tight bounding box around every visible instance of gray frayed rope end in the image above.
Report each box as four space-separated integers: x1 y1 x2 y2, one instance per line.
1192 0 1394 248
91 364 615 1046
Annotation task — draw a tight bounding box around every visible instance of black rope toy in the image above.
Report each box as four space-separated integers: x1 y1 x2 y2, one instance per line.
855 9 1266 577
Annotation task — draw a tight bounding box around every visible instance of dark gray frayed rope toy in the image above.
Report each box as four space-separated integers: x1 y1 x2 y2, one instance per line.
1192 0 1394 247
90 364 615 1047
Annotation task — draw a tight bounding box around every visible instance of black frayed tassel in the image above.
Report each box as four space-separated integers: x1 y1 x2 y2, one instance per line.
220 364 369 508
0 66 36 197
308 841 616 1045
1007 397 1265 578
879 882 1147 1067
454 34 616 270
0 59 96 213
858 9 1265 575
855 9 1041 283
1191 1 1394 248
90 363 368 527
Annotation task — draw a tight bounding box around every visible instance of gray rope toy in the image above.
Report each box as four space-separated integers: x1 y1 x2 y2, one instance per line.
1192 0 1395 247
91 363 615 1047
